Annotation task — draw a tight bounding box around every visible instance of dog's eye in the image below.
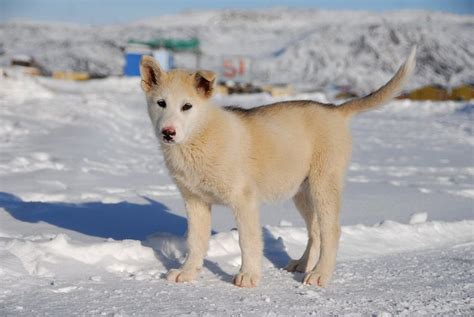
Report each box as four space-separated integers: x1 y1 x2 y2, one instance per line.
157 99 166 108
182 103 193 111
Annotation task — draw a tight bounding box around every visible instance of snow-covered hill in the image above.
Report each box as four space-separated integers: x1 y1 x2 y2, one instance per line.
0 72 472 315
1 9 473 93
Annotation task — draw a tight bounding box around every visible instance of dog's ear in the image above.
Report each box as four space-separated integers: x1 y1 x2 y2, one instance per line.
194 70 216 98
140 56 162 92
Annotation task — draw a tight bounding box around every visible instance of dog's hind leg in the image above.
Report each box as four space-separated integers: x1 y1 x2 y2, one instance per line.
303 171 343 288
285 188 320 273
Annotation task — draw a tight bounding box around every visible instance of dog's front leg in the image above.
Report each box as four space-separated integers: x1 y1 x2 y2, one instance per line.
232 199 263 288
166 195 211 283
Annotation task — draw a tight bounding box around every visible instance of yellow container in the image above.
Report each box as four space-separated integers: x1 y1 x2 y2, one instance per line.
408 85 449 101
450 84 474 101
52 71 90 81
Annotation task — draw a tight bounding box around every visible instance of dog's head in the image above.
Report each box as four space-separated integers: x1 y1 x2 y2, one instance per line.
140 56 216 145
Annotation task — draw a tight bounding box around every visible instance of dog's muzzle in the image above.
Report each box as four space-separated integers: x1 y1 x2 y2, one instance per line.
161 127 176 143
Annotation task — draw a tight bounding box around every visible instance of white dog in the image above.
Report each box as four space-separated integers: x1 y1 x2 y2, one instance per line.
139 47 416 288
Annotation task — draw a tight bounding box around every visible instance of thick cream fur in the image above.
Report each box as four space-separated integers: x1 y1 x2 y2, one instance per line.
140 48 416 288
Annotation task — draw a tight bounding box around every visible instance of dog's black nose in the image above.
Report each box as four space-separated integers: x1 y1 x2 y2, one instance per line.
162 127 176 137
161 127 176 141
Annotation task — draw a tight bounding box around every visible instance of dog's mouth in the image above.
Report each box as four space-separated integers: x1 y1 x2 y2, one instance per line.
162 135 175 144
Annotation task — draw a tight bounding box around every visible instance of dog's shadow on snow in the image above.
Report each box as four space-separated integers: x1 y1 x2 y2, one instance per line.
0 192 292 282
0 192 186 240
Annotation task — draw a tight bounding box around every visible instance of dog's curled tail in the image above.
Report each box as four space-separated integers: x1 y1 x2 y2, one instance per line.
338 46 416 116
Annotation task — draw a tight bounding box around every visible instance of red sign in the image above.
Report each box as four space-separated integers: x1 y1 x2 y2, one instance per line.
221 57 251 82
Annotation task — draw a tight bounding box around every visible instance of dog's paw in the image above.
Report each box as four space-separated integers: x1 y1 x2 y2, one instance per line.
233 271 260 288
303 270 331 288
285 258 311 273
165 268 199 283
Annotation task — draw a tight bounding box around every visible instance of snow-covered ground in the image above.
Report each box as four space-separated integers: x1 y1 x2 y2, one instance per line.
0 73 473 315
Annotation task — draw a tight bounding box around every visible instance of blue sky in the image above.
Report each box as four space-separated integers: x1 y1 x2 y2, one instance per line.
1 0 472 25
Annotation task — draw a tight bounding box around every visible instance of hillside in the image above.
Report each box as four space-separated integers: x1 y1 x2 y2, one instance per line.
1 9 473 93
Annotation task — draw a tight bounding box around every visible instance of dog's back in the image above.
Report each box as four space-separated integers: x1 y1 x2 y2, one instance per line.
221 101 351 201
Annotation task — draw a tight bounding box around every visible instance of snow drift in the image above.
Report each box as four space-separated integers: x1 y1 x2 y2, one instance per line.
2 218 472 279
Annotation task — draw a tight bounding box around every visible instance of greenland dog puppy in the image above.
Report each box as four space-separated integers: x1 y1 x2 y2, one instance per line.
139 47 416 288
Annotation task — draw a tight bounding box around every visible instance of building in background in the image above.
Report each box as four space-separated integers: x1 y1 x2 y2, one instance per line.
123 38 200 76
123 44 152 76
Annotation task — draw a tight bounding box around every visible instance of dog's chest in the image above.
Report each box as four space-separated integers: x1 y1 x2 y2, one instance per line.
179 169 213 195
164 150 226 203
